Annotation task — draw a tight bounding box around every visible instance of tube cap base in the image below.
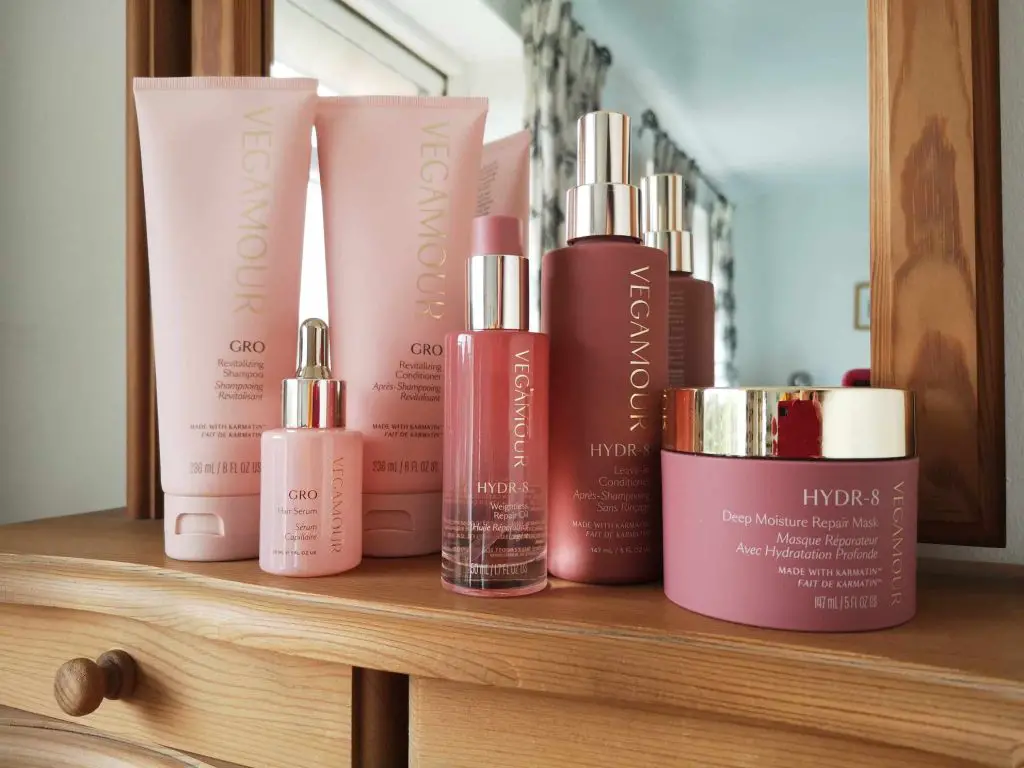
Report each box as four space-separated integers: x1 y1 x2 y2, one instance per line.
363 491 441 557
164 494 259 562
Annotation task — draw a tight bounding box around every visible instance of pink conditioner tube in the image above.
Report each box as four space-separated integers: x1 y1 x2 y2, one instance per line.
661 387 918 632
477 129 530 225
315 96 488 557
134 77 317 561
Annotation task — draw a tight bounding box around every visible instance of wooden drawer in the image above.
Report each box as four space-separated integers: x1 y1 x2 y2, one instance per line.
0 705 243 767
409 678 976 768
0 605 351 768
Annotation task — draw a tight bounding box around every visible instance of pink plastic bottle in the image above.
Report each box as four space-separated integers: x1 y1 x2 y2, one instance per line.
260 319 363 577
542 112 669 584
442 216 550 596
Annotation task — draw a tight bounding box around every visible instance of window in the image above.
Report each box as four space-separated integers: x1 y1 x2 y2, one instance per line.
274 0 446 97
272 0 448 324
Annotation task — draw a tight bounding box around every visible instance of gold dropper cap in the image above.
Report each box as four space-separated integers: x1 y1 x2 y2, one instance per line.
282 318 345 429
468 254 529 330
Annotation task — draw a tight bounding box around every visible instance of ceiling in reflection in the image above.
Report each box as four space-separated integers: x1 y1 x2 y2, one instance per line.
572 0 868 196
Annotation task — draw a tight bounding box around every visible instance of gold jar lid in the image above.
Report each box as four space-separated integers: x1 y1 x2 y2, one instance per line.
662 387 916 459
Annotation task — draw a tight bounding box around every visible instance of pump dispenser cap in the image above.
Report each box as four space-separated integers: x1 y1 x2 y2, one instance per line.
566 111 641 242
467 215 529 331
641 173 693 274
282 318 346 429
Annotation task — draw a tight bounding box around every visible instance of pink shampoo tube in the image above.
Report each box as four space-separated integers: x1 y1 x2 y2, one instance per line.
476 129 530 224
316 96 488 557
134 77 317 561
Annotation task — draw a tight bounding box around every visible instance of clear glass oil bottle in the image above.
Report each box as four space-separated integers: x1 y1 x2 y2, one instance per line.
442 215 550 596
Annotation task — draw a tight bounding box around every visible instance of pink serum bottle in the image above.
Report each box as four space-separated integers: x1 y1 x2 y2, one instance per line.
641 173 715 387
260 318 363 577
442 216 550 596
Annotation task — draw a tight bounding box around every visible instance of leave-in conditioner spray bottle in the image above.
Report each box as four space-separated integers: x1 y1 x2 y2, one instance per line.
541 111 668 584
641 173 715 388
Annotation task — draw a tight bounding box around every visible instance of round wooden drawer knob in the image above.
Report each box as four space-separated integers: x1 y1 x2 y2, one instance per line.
53 649 137 717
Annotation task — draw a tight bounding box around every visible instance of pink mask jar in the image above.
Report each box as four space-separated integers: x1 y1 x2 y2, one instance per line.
661 387 917 632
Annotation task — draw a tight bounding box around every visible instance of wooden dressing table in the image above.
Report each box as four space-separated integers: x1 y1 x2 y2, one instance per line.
0 509 1021 767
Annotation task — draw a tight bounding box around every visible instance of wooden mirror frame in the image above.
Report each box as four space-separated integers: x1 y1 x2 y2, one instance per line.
125 0 1006 547
870 0 1004 545
125 0 273 522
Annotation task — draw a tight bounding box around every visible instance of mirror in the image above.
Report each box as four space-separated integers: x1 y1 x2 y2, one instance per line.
125 0 1004 544
272 0 870 388
574 0 870 389
271 0 452 327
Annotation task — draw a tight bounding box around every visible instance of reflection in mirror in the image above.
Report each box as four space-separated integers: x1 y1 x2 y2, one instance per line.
272 0 449 326
270 0 868 389
574 0 869 387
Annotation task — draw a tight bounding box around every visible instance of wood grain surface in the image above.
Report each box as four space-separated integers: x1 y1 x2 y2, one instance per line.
0 604 351 768
125 0 190 520
869 0 1005 545
410 677 980 768
2 511 1023 766
353 669 408 768
191 0 268 76
0 706 242 767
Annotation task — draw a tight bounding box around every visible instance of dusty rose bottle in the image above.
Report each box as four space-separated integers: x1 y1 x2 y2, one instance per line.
641 173 715 388
260 318 363 577
442 215 550 596
542 112 668 584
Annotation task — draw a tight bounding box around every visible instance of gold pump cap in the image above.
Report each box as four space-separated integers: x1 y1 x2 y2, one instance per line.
566 111 640 242
641 173 693 274
282 318 345 429
468 254 529 330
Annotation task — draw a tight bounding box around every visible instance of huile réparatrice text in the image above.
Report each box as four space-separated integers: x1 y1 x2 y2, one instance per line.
237 105 274 314
417 121 451 320
628 265 654 431
512 348 531 468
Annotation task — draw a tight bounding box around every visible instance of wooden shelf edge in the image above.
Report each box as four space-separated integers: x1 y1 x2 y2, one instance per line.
0 551 1016 681
1 552 1022 766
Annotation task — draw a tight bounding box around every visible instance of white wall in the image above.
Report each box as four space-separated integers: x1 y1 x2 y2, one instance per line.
0 0 127 525
733 172 871 386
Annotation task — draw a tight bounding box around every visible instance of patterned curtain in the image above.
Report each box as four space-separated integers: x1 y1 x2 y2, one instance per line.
711 198 737 385
523 0 612 259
